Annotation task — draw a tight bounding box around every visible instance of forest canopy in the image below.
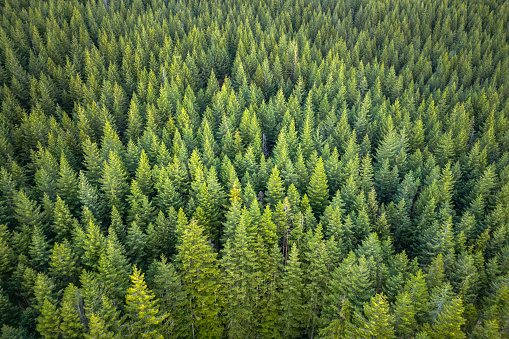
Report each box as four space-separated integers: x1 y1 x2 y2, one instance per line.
0 0 509 337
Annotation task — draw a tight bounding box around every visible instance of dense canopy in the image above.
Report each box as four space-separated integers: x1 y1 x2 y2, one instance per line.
0 0 509 337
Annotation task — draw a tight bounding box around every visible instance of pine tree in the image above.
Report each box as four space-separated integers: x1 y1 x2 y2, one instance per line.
78 171 104 224
100 151 129 215
60 283 85 338
307 158 329 216
86 313 119 339
29 225 50 270
135 150 153 197
57 153 79 214
150 256 184 337
49 240 79 286
403 270 429 324
265 165 285 207
125 266 168 339
220 219 257 338
126 221 147 266
394 291 417 338
176 219 222 338
36 298 60 339
82 137 103 187
14 189 43 230
280 244 304 338
53 195 79 242
357 293 395 339
431 297 466 339
97 230 131 305
0 224 14 281
82 219 106 270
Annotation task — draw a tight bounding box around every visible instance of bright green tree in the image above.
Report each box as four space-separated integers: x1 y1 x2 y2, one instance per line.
176 219 222 338
59 283 85 338
49 240 79 287
125 266 168 339
393 291 417 338
265 165 285 207
431 297 466 339
36 298 60 339
357 293 395 339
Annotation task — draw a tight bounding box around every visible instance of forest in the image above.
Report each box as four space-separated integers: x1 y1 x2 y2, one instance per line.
0 0 508 337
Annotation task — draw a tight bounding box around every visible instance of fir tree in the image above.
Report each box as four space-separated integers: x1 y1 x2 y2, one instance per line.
357 293 395 339
280 244 304 337
176 220 222 338
307 158 329 216
125 266 168 339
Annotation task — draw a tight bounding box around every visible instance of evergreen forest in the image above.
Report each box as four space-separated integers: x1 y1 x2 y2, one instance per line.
1 0 509 337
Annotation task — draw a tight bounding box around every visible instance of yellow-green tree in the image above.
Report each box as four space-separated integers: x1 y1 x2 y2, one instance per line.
125 266 168 339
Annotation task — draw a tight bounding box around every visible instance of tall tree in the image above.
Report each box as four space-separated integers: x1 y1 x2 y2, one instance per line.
176 220 222 338
125 266 168 339
307 158 329 216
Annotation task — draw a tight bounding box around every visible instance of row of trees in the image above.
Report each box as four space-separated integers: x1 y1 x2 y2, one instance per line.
0 0 508 337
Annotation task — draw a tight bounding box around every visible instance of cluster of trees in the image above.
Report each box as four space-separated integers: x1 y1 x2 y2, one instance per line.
0 0 508 337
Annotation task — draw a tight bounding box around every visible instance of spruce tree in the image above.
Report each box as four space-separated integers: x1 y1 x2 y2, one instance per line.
97 230 131 305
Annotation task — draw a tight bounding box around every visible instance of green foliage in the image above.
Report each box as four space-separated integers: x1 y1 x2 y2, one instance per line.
307 158 329 216
357 293 396 339
1 0 509 337
125 266 168 339
36 298 60 339
177 220 222 338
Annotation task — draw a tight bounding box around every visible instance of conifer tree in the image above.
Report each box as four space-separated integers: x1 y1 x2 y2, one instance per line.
394 291 417 338
97 230 131 305
36 298 60 339
265 165 285 207
220 218 256 337
0 224 14 281
101 151 129 215
431 297 466 339
280 244 304 337
150 256 183 337
357 293 395 339
176 219 222 338
53 196 79 243
307 158 329 216
81 219 106 270
29 225 50 270
59 283 85 338
57 153 79 214
125 266 168 339
49 240 79 286
86 313 119 339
